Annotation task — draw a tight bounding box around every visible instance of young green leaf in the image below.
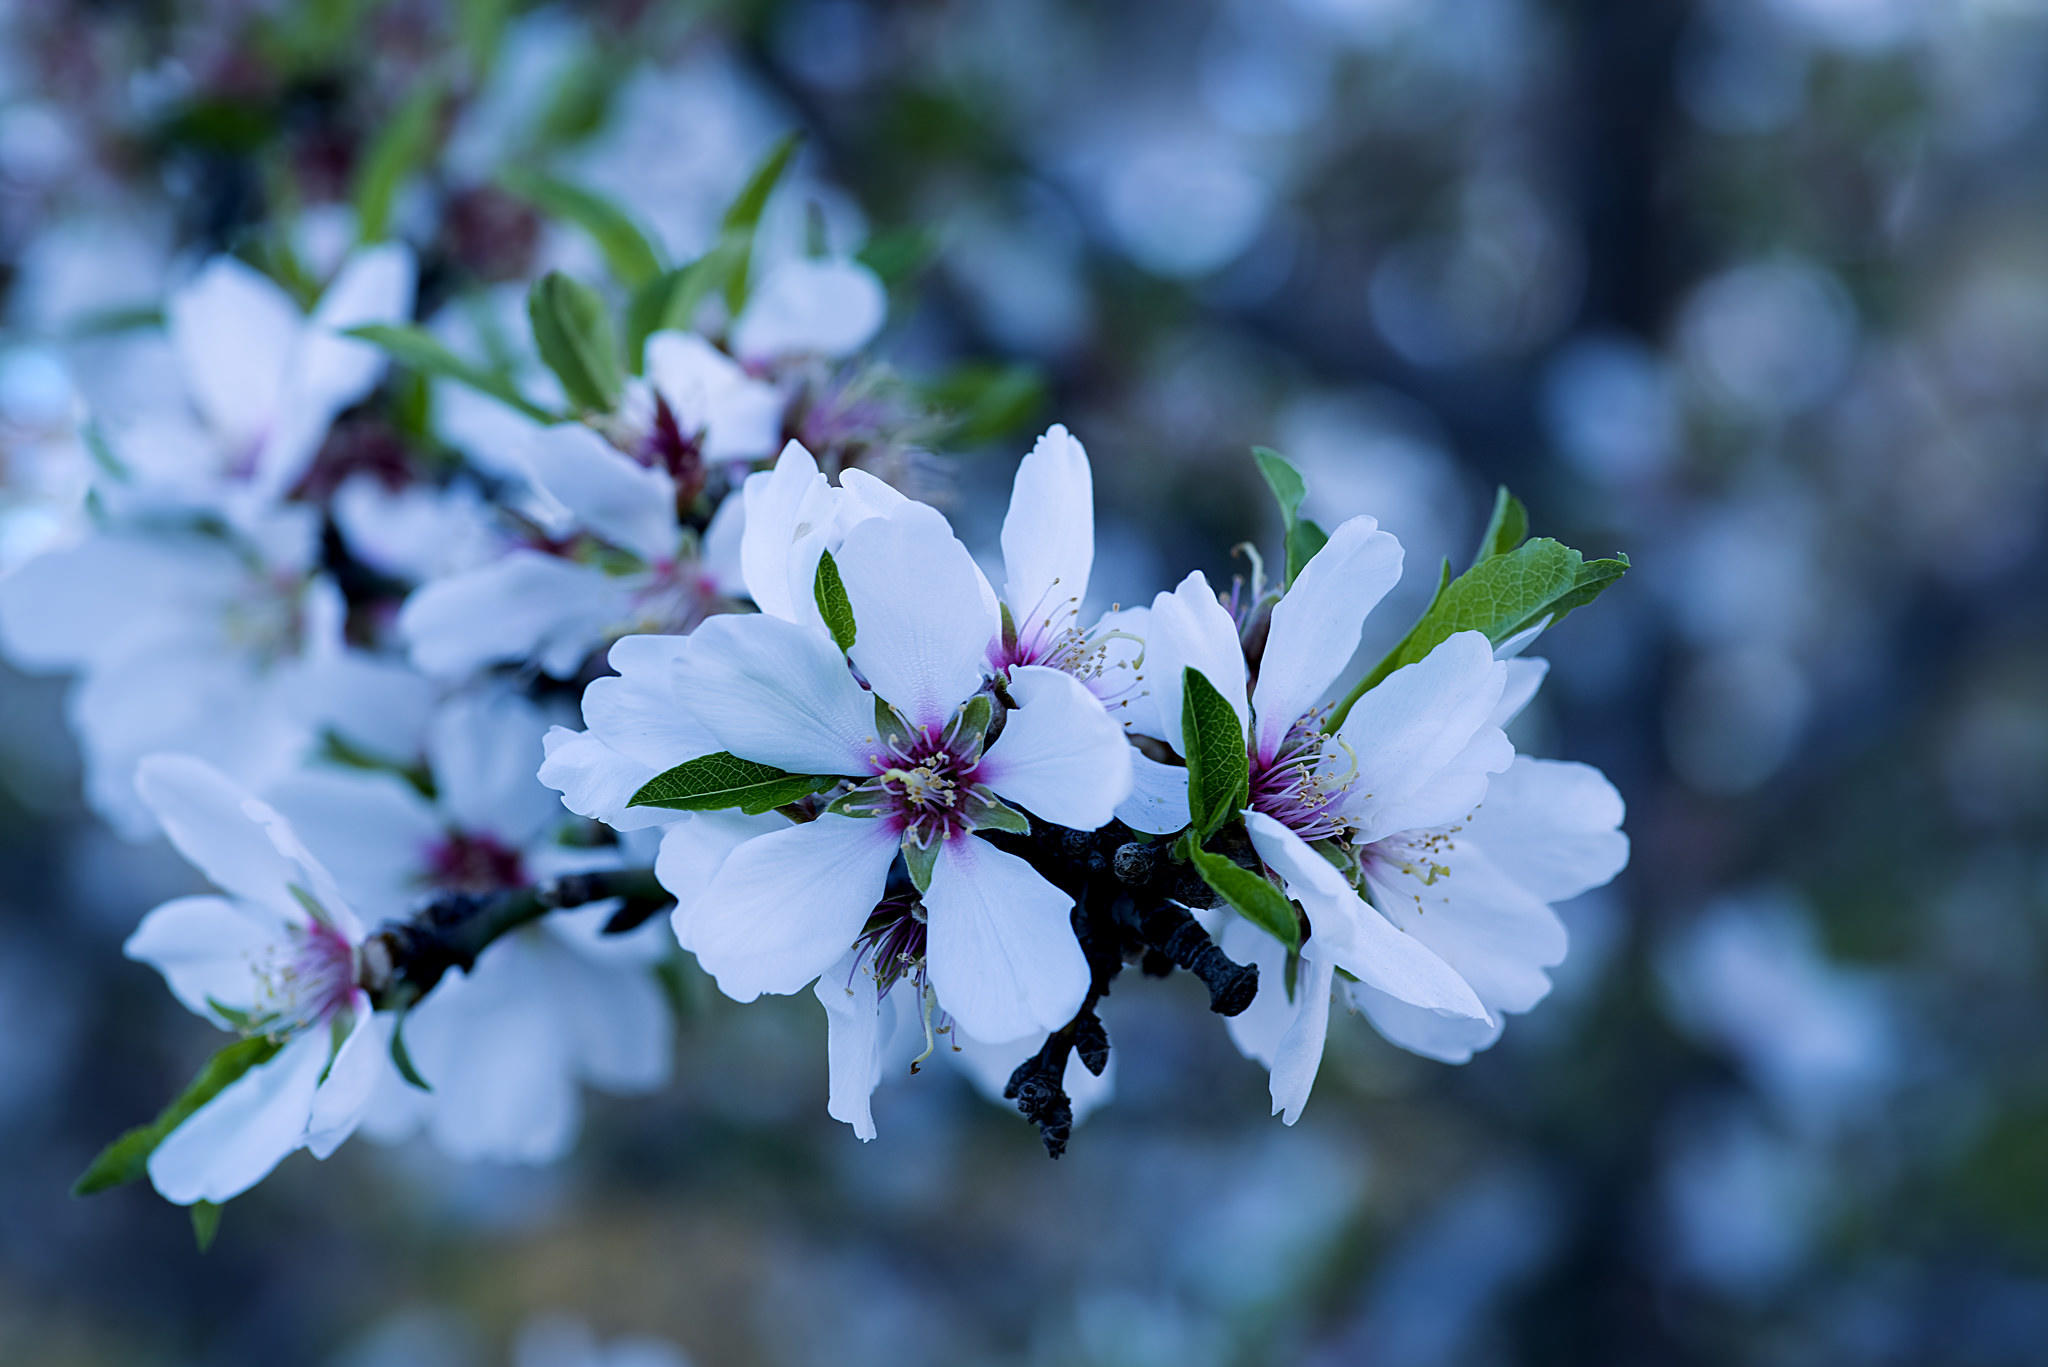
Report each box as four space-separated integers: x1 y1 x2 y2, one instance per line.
1329 536 1630 727
630 752 835 814
73 1035 284 1196
1183 838 1301 953
344 324 556 423
191 1200 222 1253
719 130 802 311
921 362 1046 446
622 255 728 371
1473 485 1528 565
1251 447 1331 587
814 550 857 652
499 170 664 289
1181 667 1249 841
353 77 444 243
389 1010 432 1093
528 271 622 414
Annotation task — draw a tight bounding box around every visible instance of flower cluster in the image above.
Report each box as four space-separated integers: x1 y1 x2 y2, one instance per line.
6 142 1629 1221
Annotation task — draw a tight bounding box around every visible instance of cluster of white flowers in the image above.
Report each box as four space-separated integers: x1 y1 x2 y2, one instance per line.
3 149 1628 1217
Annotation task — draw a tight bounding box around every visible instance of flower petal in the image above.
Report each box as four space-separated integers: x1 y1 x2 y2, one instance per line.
1145 570 1249 758
146 1028 329 1205
305 1000 384 1158
738 440 835 626
923 835 1088 1044
1115 751 1192 835
814 948 905 1141
732 258 887 361
262 768 443 918
1336 630 1511 844
165 256 302 447
1245 810 1485 1022
1250 515 1403 762
297 242 416 411
538 726 670 831
135 754 302 916
687 815 899 1001
835 503 998 731
673 612 877 776
123 895 285 1021
1490 657 1549 730
579 633 718 773
977 665 1133 830
1363 838 1566 1019
427 691 561 845
657 810 787 948
1463 756 1628 903
644 330 784 461
1000 424 1093 654
518 422 679 564
399 551 634 679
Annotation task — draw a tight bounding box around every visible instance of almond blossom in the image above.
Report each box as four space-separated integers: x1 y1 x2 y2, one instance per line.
121 755 389 1203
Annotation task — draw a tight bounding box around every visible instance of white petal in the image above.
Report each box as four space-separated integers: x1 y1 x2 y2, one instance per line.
687 815 899 1001
1346 980 1506 1065
165 256 301 446
297 242 416 409
732 258 887 361
0 532 244 671
977 665 1132 830
814 948 898 1141
673 612 877 776
580 633 717 772
1490 657 1550 730
924 836 1088 1045
537 725 670 832
698 489 749 598
1462 756 1628 904
950 1017 1117 1123
738 440 834 625
1269 949 1336 1124
1145 570 1249 758
147 1028 329 1205
1363 839 1565 1019
644 330 784 461
1337 630 1511 844
426 691 560 844
134 755 301 915
518 423 679 564
283 648 435 767
835 503 997 731
657 810 786 948
541 932 673 1094
399 551 633 679
262 768 442 918
123 895 285 1021
400 941 581 1163
1250 515 1403 763
1245 810 1486 1022
1114 751 1192 835
1000 424 1093 654
305 1000 383 1158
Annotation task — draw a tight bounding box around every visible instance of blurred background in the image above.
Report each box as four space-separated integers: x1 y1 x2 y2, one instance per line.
4 0 2047 1363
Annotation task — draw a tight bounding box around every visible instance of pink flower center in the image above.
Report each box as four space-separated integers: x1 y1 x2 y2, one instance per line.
1249 718 1356 844
424 831 528 893
250 920 357 1038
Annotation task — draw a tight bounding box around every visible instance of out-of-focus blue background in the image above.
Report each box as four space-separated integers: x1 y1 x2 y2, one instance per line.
4 1 2046 1363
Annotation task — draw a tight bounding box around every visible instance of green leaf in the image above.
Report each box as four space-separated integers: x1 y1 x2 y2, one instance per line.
903 838 938 894
1252 447 1330 587
344 324 556 423
922 362 1046 446
389 1011 432 1093
1184 838 1300 953
622 256 725 371
718 131 802 311
1329 536 1631 728
528 271 622 414
191 1201 222 1252
857 226 939 288
1473 486 1528 565
500 170 663 289
1181 667 1249 841
630 752 835 814
814 550 857 652
73 1036 284 1196
353 77 443 244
